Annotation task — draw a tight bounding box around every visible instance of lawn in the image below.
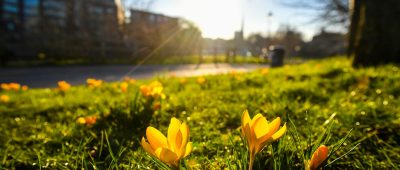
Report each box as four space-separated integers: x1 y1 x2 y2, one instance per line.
0 57 399 169
3 55 265 67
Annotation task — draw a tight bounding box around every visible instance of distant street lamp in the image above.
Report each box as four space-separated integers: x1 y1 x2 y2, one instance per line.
267 11 273 39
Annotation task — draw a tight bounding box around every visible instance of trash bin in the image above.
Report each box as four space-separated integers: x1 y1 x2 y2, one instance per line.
268 45 285 67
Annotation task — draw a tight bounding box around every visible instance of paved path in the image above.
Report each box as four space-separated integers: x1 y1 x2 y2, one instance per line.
0 63 269 88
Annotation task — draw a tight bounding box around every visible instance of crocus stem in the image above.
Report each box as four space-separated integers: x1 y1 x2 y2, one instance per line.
249 157 254 170
249 153 255 170
172 161 180 170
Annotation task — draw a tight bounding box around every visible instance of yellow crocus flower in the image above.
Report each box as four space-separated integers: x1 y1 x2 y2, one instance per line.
77 117 86 124
1 83 10 91
305 145 329 170
260 68 269 75
1 83 22 91
77 116 97 126
123 76 136 84
58 81 71 92
140 81 164 98
140 85 151 96
241 110 287 170
86 78 103 88
197 77 206 84
0 95 10 103
22 85 28 91
8 83 21 91
141 117 192 168
120 82 128 93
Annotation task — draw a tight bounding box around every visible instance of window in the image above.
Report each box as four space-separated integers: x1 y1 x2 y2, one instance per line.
44 9 66 18
88 6 103 15
43 0 65 10
2 13 14 20
7 23 15 31
24 0 39 15
24 7 38 15
25 16 39 29
24 0 39 29
42 0 66 18
46 17 65 27
106 8 114 14
149 15 156 23
3 3 18 13
25 0 39 6
130 11 140 21
4 0 18 3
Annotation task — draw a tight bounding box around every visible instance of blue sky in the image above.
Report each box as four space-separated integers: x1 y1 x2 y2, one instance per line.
131 0 324 41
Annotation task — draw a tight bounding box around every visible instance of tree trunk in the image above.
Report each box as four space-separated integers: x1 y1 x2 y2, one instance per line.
349 0 400 67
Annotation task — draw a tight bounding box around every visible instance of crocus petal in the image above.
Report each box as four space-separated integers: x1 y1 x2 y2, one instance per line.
267 117 281 135
271 123 287 141
243 123 252 143
255 117 281 152
183 142 192 157
250 116 268 153
249 114 263 150
241 110 251 133
179 122 189 153
259 117 280 141
310 145 329 170
141 137 155 156
155 148 178 164
175 130 183 154
250 114 263 127
253 116 270 139
146 127 168 149
168 118 181 151
243 123 257 154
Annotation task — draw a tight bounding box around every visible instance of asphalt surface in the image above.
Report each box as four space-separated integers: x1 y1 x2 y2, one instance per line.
0 63 269 88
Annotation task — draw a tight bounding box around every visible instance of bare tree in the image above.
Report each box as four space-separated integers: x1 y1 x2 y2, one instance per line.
282 0 349 28
275 24 304 58
349 0 400 66
284 0 400 66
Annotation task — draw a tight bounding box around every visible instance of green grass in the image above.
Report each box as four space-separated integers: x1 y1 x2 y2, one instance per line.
146 55 266 65
2 55 265 67
1 57 400 169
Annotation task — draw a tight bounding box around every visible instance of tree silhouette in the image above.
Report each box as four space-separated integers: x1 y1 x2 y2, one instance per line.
349 0 400 66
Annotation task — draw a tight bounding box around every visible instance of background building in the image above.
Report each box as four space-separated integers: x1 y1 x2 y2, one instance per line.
202 38 227 56
0 0 126 63
0 0 207 65
124 9 180 59
0 1 203 65
300 29 346 58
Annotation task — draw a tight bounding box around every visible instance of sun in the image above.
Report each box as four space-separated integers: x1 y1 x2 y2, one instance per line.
176 0 243 39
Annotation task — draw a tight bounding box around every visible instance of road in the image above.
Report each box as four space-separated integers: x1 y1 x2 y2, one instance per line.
0 63 269 88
